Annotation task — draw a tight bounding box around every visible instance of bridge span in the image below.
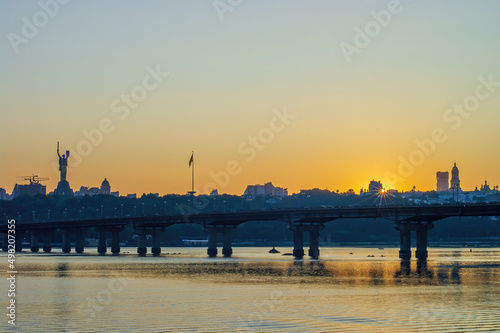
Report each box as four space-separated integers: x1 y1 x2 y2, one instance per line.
2 204 499 260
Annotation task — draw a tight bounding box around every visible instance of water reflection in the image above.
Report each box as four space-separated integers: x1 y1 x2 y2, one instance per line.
56 263 69 277
17 259 493 287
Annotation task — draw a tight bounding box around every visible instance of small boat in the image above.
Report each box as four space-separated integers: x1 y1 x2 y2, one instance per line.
269 245 280 254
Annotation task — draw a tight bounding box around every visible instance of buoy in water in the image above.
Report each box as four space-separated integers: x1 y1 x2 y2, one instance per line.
269 245 280 254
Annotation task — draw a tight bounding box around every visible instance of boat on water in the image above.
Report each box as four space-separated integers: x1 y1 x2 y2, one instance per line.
269 245 280 254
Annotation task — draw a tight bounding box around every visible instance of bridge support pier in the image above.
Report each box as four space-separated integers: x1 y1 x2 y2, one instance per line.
43 232 52 253
15 231 25 252
151 230 161 256
394 222 434 260
137 230 147 256
111 229 120 255
222 229 233 257
416 223 434 260
204 226 237 257
75 230 84 253
30 231 40 252
207 229 218 257
1 234 7 252
396 223 412 260
291 225 304 259
308 227 320 259
97 231 107 255
62 230 71 253
289 223 325 259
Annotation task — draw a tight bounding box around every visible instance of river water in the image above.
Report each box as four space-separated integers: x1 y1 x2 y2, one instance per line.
1 247 500 332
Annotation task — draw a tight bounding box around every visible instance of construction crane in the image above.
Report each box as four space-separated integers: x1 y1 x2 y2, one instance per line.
16 174 49 185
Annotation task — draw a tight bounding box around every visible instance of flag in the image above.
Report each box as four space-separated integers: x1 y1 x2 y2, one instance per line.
189 152 194 167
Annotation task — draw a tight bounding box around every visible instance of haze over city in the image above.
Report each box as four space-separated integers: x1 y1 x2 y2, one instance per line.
1 0 499 196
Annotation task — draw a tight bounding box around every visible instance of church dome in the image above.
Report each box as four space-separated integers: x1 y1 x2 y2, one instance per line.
101 178 110 187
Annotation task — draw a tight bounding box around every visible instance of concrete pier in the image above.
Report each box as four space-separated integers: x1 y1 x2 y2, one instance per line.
30 231 40 252
291 225 304 259
62 230 71 253
111 229 120 255
204 226 236 257
137 230 147 255
75 230 84 253
15 230 25 252
151 230 161 256
43 232 52 253
394 222 434 260
396 223 412 260
97 230 107 255
416 223 434 260
1 234 7 252
222 228 232 257
207 229 218 257
308 227 320 259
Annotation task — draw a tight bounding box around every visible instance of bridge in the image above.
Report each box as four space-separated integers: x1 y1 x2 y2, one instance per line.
2 204 499 260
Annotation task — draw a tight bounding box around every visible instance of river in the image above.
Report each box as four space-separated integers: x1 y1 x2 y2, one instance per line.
1 247 499 332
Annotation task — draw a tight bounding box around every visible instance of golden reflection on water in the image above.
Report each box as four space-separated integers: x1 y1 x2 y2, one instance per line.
2 248 500 332
15 252 500 287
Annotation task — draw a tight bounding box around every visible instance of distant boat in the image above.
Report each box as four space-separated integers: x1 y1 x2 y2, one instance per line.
269 245 280 254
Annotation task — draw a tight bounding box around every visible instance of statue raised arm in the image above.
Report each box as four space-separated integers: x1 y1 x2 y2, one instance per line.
57 141 69 182
57 141 62 159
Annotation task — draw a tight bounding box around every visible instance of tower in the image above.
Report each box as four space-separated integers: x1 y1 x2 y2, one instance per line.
450 162 460 191
100 178 111 195
436 171 449 192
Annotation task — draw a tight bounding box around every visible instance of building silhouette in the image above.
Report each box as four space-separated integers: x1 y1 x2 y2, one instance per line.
450 162 460 191
243 182 288 199
12 182 46 198
0 188 9 200
74 178 118 197
100 178 111 194
368 180 383 192
436 171 449 192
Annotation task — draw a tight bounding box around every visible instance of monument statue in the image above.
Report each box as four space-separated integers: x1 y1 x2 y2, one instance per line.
54 141 74 197
57 141 70 182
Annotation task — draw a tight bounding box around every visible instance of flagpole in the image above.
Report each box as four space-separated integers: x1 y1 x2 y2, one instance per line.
191 150 194 194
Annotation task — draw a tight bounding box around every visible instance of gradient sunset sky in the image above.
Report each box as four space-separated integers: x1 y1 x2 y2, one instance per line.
1 0 499 196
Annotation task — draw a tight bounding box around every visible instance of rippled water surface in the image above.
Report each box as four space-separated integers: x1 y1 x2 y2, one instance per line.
2 247 500 332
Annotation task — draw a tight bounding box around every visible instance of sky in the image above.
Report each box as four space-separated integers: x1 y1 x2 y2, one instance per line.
1 0 499 196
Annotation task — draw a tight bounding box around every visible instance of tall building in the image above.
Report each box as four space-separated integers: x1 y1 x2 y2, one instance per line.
450 162 460 191
368 180 383 192
436 172 449 192
12 182 46 198
243 182 288 199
